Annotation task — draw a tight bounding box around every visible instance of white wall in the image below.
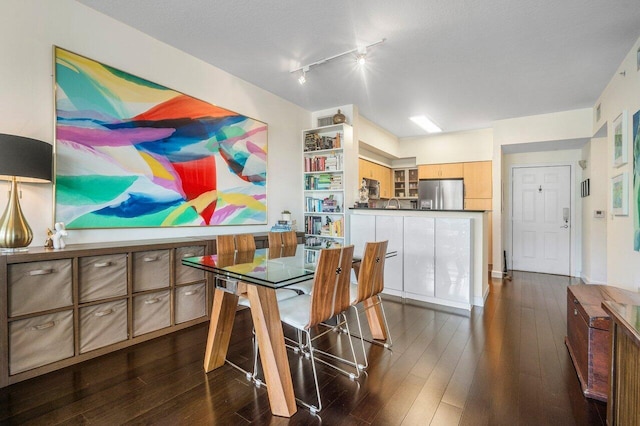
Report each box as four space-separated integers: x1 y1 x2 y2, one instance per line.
399 128 493 164
581 137 608 284
0 0 310 246
358 115 400 158
491 108 593 276
594 35 640 292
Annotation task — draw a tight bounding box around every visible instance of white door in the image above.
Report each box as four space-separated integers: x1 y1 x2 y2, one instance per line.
512 165 571 275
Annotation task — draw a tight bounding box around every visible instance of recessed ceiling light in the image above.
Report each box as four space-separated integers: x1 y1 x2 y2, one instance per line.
410 115 442 133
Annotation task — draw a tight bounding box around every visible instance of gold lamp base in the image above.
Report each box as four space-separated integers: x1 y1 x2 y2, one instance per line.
0 177 33 251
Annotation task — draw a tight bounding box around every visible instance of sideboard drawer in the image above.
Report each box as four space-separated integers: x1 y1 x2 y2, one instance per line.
133 250 170 291
175 283 206 324
8 259 72 316
9 310 74 375
79 299 128 354
133 290 170 337
175 246 205 284
79 254 128 302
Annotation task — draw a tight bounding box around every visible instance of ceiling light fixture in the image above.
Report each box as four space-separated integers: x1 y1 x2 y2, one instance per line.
356 47 367 66
298 66 309 85
290 38 385 83
410 115 442 133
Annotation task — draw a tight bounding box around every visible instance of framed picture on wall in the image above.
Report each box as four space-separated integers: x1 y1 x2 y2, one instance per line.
54 47 268 229
611 172 629 216
612 111 628 167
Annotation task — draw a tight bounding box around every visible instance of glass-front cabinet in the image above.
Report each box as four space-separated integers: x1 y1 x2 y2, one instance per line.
393 168 419 199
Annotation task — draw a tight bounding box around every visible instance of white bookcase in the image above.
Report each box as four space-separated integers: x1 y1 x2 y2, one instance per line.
302 123 355 265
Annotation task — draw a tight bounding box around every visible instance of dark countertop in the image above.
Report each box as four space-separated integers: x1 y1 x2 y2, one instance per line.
349 207 491 213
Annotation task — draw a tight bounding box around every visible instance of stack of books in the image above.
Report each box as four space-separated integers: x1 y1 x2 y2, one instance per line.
270 219 296 232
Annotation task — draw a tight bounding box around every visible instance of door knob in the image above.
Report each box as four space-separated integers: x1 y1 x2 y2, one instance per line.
560 224 569 228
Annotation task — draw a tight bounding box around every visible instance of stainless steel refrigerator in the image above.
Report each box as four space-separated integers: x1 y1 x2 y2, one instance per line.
418 179 464 210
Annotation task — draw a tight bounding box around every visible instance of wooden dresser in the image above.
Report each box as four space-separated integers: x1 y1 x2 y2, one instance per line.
602 301 640 425
565 284 640 401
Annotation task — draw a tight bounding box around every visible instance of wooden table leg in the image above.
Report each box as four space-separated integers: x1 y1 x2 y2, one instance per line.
364 296 388 341
246 285 297 418
203 288 239 372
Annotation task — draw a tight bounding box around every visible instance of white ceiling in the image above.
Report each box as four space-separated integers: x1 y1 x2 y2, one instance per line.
77 0 640 138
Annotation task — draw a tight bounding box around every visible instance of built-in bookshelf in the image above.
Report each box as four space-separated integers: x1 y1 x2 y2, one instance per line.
302 123 354 265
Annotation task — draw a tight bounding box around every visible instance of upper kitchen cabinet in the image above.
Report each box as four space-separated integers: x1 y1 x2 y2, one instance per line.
463 161 492 199
393 168 419 199
359 158 392 199
418 163 463 179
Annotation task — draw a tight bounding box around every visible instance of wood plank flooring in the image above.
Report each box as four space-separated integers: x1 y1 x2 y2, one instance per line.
0 271 607 425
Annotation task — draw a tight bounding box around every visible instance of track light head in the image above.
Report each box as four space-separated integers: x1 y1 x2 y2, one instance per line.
298 66 309 85
356 54 366 66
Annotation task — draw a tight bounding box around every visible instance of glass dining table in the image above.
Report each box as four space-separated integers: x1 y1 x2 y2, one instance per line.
181 243 392 418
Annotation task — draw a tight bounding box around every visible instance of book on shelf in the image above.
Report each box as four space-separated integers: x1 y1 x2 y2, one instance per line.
304 132 343 152
305 195 342 213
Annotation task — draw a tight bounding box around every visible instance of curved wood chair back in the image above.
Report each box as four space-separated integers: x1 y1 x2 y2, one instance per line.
235 234 256 252
267 232 283 248
354 240 388 303
281 230 298 247
307 245 354 328
216 235 236 255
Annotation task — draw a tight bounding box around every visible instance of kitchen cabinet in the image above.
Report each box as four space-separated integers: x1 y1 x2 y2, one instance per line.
393 168 419 199
418 163 463 179
359 159 392 199
350 211 477 308
463 161 492 199
435 218 472 304
350 214 403 296
403 216 435 298
374 215 404 294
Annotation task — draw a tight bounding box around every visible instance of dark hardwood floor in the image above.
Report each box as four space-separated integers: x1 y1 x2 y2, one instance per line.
0 271 607 425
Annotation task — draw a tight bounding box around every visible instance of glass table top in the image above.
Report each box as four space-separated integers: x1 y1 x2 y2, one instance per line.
181 244 315 289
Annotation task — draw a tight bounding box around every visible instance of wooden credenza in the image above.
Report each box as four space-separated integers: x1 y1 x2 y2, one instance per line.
602 301 640 425
565 284 640 401
0 237 219 388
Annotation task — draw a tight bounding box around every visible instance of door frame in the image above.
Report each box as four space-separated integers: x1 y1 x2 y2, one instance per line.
507 161 581 277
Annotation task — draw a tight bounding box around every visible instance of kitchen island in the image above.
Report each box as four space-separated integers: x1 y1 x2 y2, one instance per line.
349 208 489 310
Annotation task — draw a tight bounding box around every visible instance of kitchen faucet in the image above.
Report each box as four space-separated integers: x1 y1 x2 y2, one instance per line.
385 198 400 209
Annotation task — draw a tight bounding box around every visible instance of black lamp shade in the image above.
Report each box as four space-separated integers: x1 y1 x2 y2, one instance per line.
0 133 53 182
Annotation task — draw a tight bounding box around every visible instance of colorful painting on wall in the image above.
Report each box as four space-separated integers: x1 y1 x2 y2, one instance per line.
54 47 267 229
634 110 640 250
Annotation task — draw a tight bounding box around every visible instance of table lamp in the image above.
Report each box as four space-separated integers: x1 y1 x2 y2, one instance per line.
0 133 53 251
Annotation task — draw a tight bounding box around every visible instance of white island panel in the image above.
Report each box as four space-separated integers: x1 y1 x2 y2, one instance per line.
403 216 435 299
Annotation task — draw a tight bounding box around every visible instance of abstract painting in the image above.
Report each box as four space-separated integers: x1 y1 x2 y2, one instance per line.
54 47 267 228
634 110 640 250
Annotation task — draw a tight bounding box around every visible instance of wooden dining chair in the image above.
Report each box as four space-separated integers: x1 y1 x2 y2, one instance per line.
267 231 283 249
281 230 298 247
275 245 358 413
347 240 392 370
235 233 256 252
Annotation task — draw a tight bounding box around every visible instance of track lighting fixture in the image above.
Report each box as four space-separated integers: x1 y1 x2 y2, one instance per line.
290 38 385 83
298 66 309 85
356 47 367 66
